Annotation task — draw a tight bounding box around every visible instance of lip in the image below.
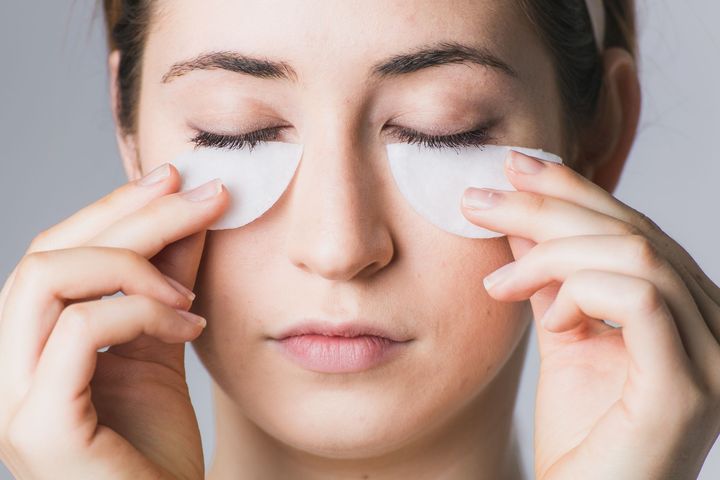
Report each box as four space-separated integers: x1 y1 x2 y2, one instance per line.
269 319 413 373
272 319 411 342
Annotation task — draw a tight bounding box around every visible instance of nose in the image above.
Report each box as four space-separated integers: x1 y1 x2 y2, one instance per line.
284 137 395 282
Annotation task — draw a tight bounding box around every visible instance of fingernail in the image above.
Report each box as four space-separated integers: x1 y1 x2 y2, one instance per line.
507 150 544 175
176 309 207 328
164 274 196 302
483 261 516 291
138 163 171 186
463 188 503 210
181 179 222 202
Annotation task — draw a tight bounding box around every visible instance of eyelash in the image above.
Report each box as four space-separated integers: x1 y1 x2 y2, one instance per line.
189 124 495 152
387 125 494 151
190 127 284 152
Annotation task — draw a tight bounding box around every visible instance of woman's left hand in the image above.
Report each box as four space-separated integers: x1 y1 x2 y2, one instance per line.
461 150 720 480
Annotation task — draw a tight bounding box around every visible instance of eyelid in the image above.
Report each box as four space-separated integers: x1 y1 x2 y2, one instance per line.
190 124 287 138
385 124 496 146
188 120 498 152
189 126 285 150
386 116 498 136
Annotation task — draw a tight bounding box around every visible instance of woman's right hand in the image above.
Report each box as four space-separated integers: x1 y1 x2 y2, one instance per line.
0 163 229 479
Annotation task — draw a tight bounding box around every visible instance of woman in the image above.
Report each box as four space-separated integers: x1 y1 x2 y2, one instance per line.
0 0 718 478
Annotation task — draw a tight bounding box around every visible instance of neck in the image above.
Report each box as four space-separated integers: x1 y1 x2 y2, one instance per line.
208 327 530 480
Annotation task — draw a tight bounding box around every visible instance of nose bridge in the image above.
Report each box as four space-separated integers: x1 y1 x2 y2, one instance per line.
284 112 394 281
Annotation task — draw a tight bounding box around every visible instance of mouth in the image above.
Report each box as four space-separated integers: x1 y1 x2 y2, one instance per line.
269 319 413 373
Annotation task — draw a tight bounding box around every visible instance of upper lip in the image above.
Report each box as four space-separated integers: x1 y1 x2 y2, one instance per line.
272 319 412 342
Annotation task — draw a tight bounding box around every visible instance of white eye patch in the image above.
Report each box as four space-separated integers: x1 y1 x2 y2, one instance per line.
170 142 304 230
169 142 562 237
385 143 563 239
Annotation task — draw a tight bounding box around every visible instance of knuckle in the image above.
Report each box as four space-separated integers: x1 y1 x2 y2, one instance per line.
104 247 152 276
138 202 173 243
628 234 665 272
15 252 51 281
114 246 144 265
144 196 168 218
27 229 53 253
58 303 93 333
524 192 548 215
632 280 665 317
616 219 642 236
677 374 712 419
125 295 167 334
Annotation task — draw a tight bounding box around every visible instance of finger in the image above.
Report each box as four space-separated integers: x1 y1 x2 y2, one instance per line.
86 179 228 259
507 234 673 361
504 150 634 230
501 149 720 328
461 183 720 346
0 247 194 391
150 232 207 292
541 269 693 381
461 185 632 243
108 232 208 368
486 234 717 363
24 163 181 255
1 164 180 330
85 179 226 371
29 294 205 405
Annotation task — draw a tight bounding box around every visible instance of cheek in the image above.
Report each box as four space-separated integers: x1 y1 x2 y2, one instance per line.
412 238 529 402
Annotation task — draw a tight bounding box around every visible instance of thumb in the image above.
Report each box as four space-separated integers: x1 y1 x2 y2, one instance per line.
506 234 535 261
107 231 207 371
151 231 207 292
506 235 562 357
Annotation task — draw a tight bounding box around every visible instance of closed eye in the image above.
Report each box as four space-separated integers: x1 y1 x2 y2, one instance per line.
385 125 495 152
190 126 284 152
189 123 497 152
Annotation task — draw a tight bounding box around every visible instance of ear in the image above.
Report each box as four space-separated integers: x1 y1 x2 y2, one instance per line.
109 50 143 182
578 47 642 194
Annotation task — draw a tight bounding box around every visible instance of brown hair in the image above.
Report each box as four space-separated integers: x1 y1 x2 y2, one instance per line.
103 0 154 133
518 0 637 138
103 0 636 140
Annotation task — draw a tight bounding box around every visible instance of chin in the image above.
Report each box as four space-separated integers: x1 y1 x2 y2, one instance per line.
257 388 429 459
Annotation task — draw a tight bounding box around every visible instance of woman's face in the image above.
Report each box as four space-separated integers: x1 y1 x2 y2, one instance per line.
132 0 565 458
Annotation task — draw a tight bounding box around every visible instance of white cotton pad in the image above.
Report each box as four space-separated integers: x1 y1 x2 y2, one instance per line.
385 143 563 239
170 142 304 230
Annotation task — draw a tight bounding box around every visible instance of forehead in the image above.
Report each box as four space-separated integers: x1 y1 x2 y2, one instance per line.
145 0 544 85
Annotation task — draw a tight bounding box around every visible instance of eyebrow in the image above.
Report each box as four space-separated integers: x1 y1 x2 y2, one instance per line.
161 40 518 84
371 41 517 79
162 51 299 83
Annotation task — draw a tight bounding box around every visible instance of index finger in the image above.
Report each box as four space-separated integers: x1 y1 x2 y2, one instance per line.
25 163 181 254
0 164 180 314
501 150 720 305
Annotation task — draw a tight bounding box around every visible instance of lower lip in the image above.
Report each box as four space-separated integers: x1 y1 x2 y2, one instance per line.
273 334 407 373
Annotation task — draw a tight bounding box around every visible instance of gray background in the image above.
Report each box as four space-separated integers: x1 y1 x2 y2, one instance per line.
1 1 718 478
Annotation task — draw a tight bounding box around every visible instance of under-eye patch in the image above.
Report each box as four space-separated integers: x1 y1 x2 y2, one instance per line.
170 142 304 230
169 142 561 237
385 143 562 238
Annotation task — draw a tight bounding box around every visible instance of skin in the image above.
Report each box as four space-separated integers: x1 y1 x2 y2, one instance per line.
0 1 718 479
